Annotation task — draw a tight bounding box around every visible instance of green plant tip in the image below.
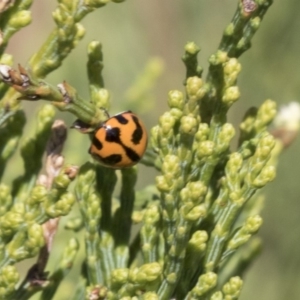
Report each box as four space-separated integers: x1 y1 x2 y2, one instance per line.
111 268 129 284
186 76 203 97
196 141 215 158
224 58 241 76
251 16 261 30
166 272 177 284
161 155 180 174
168 90 184 110
245 215 263 232
159 112 176 135
1 265 19 284
183 204 206 221
141 292 159 300
9 10 32 27
135 262 161 283
210 291 223 300
209 50 228 65
224 23 235 36
88 40 102 56
222 276 243 297
195 123 210 142
0 54 13 65
222 86 240 105
156 175 171 192
180 115 199 135
185 42 201 54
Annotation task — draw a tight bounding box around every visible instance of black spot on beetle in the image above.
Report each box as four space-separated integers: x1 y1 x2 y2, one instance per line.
101 154 122 165
92 136 103 150
131 115 143 144
105 127 121 143
125 146 140 162
115 114 129 124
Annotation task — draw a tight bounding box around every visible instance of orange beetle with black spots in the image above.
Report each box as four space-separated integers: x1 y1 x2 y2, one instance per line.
89 111 148 168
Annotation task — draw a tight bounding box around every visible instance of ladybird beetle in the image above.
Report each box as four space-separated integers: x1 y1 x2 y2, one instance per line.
89 111 148 168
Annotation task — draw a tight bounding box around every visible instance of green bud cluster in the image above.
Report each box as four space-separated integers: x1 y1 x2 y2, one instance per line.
39 238 80 299
239 99 277 145
0 203 24 238
151 34 277 298
12 104 55 201
0 0 32 57
187 272 217 298
0 265 19 299
147 3 276 296
0 110 26 180
222 276 243 299
6 223 44 262
226 215 263 252
75 163 104 285
0 184 12 216
182 42 203 80
220 0 273 57
0 0 280 299
111 263 161 298
87 41 110 110
141 201 161 263
244 133 276 188
31 2 86 78
24 165 77 222
203 115 276 273
0 98 80 298
208 277 243 300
